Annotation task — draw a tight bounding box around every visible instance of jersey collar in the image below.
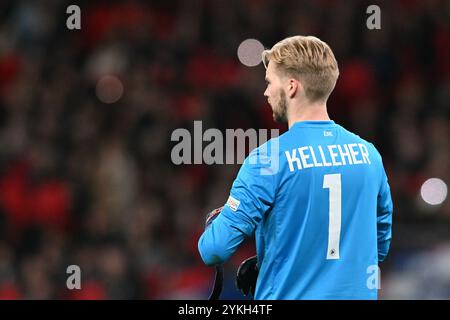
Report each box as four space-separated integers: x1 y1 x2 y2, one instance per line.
291 120 336 129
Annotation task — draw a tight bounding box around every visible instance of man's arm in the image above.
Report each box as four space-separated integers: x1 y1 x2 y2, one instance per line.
377 166 393 262
198 208 249 266
198 144 276 266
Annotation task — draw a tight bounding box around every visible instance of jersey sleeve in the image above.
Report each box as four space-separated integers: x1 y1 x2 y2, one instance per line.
376 161 393 262
198 142 277 266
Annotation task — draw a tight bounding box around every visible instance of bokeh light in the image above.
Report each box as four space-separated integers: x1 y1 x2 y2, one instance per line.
237 38 265 67
420 178 448 205
96 75 124 104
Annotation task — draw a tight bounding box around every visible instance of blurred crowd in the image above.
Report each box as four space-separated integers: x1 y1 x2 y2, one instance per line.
0 0 449 299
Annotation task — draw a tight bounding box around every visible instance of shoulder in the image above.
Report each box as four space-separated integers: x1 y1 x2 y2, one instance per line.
249 127 300 158
336 124 383 160
247 135 281 160
238 136 282 177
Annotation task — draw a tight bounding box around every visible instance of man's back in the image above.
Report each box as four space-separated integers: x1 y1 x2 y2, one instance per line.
198 120 393 299
253 120 392 299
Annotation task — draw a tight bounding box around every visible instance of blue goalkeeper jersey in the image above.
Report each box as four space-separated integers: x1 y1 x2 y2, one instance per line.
198 120 393 300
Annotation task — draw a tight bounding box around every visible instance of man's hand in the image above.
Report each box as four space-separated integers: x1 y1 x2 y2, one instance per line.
236 255 259 297
205 206 223 228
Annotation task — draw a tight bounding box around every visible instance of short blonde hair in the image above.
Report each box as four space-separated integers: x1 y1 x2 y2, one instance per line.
262 35 339 102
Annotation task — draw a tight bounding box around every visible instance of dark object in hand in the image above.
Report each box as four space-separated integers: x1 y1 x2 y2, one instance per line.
236 255 258 297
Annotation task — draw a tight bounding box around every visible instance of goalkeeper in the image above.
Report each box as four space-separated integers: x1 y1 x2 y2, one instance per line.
198 36 393 300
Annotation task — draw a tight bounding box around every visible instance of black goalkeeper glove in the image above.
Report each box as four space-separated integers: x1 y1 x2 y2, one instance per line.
236 255 259 297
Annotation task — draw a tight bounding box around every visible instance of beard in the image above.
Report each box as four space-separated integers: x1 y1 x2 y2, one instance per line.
272 90 288 123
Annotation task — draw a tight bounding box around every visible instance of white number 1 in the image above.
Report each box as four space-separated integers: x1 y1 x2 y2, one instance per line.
323 174 342 260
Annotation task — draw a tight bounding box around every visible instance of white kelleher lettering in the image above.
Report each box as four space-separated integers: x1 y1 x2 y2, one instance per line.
284 144 371 171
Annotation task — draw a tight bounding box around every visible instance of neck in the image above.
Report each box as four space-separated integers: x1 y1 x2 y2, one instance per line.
287 102 330 129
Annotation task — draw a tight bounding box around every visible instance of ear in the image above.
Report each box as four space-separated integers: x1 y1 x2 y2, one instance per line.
287 78 300 98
